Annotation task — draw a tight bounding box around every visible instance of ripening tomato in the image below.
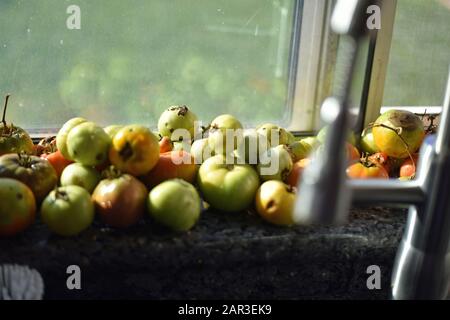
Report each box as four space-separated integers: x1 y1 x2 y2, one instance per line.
399 154 419 178
0 178 36 237
109 125 160 176
159 136 173 154
367 152 391 174
285 158 310 188
41 150 73 178
346 143 360 164
92 171 148 228
372 110 425 158
255 180 296 226
346 161 389 179
141 151 197 188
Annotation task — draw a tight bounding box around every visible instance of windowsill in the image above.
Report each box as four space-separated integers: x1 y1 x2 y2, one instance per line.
0 206 406 299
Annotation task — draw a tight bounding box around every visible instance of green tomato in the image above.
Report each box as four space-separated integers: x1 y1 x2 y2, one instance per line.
234 129 269 164
158 105 198 139
60 163 101 193
197 154 260 212
56 117 87 160
288 140 311 162
191 138 214 164
148 179 201 231
41 185 94 236
257 145 294 182
210 114 243 131
0 95 34 156
0 125 34 156
286 130 296 145
104 125 123 139
256 123 290 147
360 127 379 154
299 136 318 150
317 126 357 146
208 114 243 155
172 140 191 153
67 122 111 166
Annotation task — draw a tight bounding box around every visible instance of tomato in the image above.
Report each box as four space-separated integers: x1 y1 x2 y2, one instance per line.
372 109 425 158
234 129 269 164
289 140 312 162
257 145 293 182
141 151 197 188
360 127 379 154
41 150 73 178
109 125 159 176
158 105 198 139
41 186 94 236
0 153 58 202
255 180 296 226
147 179 201 231
34 136 57 156
104 125 123 139
0 95 34 156
346 143 361 164
159 136 173 153
172 140 191 152
197 154 260 212
300 137 318 151
190 138 214 164
56 117 87 160
399 154 419 178
285 158 310 188
208 114 243 155
0 178 36 237
92 170 148 228
256 123 290 147
317 126 357 146
368 152 391 174
67 122 111 166
60 163 101 193
346 161 389 179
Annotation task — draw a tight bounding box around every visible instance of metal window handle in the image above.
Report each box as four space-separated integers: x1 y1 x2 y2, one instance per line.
294 0 450 299
294 0 375 226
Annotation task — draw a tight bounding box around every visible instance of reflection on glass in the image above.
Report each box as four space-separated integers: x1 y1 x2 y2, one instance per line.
383 0 450 107
0 0 295 131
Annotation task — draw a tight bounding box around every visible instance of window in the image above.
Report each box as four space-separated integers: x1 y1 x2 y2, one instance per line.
383 0 450 108
1 0 302 135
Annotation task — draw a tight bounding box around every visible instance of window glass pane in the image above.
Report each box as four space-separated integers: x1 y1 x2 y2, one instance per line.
0 0 296 132
383 0 450 107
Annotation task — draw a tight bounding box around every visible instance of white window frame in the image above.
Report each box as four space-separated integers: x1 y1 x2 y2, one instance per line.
288 0 441 133
287 0 337 134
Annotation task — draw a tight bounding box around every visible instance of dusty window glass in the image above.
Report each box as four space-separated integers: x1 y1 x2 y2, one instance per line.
0 0 296 133
383 0 450 107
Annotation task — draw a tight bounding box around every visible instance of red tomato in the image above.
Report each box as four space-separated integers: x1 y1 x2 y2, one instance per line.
285 158 310 188
346 143 360 164
141 151 197 188
399 154 419 178
346 161 389 179
41 150 73 178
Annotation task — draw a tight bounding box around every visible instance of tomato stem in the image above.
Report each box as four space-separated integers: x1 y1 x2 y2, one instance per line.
2 94 11 128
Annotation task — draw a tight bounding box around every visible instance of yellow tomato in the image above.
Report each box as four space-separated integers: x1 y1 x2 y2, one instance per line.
255 180 296 226
109 125 160 176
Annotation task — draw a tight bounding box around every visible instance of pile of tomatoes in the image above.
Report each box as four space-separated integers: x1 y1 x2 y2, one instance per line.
0 94 431 237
